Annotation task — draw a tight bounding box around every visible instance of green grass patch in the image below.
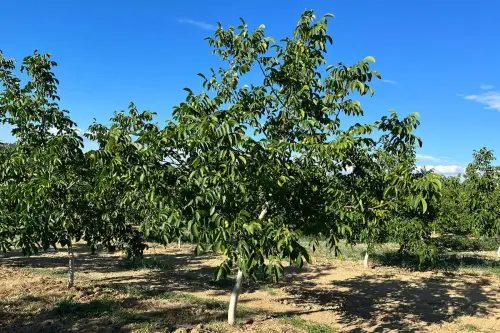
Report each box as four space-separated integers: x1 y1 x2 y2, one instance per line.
156 290 262 320
280 316 336 333
119 256 175 270
373 250 500 275
299 237 398 262
24 266 68 277
109 286 229 312
433 235 499 252
157 291 227 310
461 323 480 331
259 285 278 296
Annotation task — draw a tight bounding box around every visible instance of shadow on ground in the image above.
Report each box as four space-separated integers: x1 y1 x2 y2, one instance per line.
1 245 499 332
372 251 500 272
284 272 499 332
0 296 236 332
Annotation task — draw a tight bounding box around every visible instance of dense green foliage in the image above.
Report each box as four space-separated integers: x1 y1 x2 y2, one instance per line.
0 10 498 304
84 104 184 259
0 51 86 255
435 148 500 243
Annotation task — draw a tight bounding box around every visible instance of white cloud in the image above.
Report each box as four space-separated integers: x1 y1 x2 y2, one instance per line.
480 84 494 90
416 154 455 163
416 154 441 161
464 91 500 111
419 165 465 175
48 127 84 136
178 19 217 31
381 79 398 85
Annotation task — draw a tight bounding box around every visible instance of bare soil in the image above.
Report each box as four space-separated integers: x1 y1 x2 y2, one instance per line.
0 243 499 333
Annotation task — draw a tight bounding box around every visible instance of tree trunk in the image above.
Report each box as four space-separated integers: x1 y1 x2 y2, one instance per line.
227 203 268 325
227 269 243 325
178 236 181 249
258 204 268 220
67 244 75 288
497 245 500 257
364 251 369 269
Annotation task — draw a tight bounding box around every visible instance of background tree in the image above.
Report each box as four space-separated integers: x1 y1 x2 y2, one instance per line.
0 142 16 253
435 175 468 235
0 50 86 287
85 103 186 261
462 148 500 255
316 110 442 268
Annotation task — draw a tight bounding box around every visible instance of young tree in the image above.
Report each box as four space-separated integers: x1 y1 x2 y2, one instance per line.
385 168 441 262
316 111 442 268
0 50 86 287
463 148 500 256
170 10 439 323
0 142 16 253
85 103 186 260
435 175 469 235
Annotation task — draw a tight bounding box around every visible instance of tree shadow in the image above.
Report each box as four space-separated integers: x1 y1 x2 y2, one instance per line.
373 250 500 273
3 245 498 332
0 296 234 332
0 244 219 273
286 273 499 332
431 234 499 252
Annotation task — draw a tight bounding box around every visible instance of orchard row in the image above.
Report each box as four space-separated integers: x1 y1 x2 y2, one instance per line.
1 10 498 324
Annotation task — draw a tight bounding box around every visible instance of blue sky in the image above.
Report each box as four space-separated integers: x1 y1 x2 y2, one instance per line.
1 0 499 174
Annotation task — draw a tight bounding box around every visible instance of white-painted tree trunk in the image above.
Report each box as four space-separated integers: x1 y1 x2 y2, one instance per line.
227 203 269 325
258 204 268 220
178 236 181 249
497 245 500 257
227 269 243 325
363 252 369 268
67 244 75 288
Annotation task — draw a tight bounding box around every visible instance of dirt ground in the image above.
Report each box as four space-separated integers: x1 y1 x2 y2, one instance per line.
0 243 499 333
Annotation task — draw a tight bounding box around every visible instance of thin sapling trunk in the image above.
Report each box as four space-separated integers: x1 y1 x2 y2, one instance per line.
67 243 75 288
227 269 243 325
364 251 369 269
227 202 268 325
258 203 268 220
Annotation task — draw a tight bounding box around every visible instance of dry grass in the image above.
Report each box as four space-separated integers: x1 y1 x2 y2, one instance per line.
0 242 499 332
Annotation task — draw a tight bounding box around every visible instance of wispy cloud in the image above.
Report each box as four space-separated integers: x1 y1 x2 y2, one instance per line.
177 19 217 31
480 84 494 90
49 127 84 136
416 154 441 162
416 154 457 164
381 79 398 85
418 165 465 175
464 91 500 111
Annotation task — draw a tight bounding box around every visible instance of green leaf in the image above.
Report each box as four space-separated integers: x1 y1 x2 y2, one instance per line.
420 197 428 213
364 56 376 63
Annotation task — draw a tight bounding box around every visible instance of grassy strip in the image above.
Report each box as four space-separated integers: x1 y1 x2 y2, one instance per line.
280 316 337 333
